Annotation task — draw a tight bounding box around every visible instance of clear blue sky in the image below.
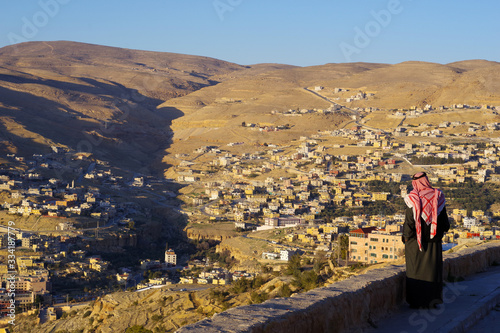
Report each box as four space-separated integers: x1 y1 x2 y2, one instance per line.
1 0 498 66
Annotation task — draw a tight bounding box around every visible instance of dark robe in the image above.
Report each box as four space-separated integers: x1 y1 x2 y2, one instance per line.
403 206 450 308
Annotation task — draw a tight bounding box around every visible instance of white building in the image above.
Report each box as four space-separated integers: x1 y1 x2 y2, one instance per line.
165 249 177 266
280 250 296 261
463 217 480 229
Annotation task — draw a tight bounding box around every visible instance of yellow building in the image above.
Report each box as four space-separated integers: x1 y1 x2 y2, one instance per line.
198 278 212 284
320 192 331 200
445 231 456 241
372 192 389 201
323 225 336 234
306 227 320 236
16 257 34 268
180 277 196 284
472 210 485 218
482 230 494 238
300 234 316 245
304 214 315 221
453 209 467 216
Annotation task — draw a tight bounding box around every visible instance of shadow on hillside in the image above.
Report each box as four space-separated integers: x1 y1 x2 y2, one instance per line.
0 77 193 255
0 74 163 107
0 76 184 174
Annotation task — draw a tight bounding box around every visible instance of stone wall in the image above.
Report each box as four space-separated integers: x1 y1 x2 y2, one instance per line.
443 242 500 279
177 241 500 333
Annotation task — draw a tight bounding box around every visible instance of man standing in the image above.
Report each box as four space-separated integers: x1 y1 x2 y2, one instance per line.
403 172 450 309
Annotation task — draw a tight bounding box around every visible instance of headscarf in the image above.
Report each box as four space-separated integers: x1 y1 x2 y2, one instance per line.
404 172 446 251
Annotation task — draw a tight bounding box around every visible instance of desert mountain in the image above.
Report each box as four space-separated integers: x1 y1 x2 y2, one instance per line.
0 41 499 177
158 59 500 164
0 41 253 173
157 63 389 154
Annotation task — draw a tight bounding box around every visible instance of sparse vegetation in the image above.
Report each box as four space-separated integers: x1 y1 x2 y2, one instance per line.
444 181 500 213
292 270 320 291
250 290 269 304
151 314 162 321
125 326 153 333
277 284 293 297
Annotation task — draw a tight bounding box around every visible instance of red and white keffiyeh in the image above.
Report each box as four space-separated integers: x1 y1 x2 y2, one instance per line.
404 173 446 251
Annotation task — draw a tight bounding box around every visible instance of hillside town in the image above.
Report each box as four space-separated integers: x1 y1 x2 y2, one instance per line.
173 104 500 268
1 104 500 325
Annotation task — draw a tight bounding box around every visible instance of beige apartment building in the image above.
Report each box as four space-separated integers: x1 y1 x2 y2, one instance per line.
349 226 404 264
165 249 177 266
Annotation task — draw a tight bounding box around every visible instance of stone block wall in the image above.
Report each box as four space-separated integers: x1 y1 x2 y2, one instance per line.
177 241 500 333
443 242 500 279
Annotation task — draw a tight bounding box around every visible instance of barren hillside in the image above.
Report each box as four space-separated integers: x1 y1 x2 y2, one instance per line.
316 60 500 109
1 42 499 177
0 41 249 173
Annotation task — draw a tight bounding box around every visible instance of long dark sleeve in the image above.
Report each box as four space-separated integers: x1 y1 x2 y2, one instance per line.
435 206 450 240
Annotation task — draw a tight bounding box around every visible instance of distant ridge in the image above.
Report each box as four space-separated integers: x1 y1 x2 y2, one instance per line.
447 59 500 71
0 40 243 71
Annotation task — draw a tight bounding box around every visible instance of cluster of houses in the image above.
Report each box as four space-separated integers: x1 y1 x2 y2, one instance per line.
115 249 178 289
393 121 500 138
317 86 375 104
0 150 183 313
270 211 500 265
179 267 254 286
171 107 500 266
0 252 52 312
179 133 500 228
0 233 179 313
241 122 292 132
0 166 126 222
262 248 297 261
269 105 342 116
392 104 500 115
